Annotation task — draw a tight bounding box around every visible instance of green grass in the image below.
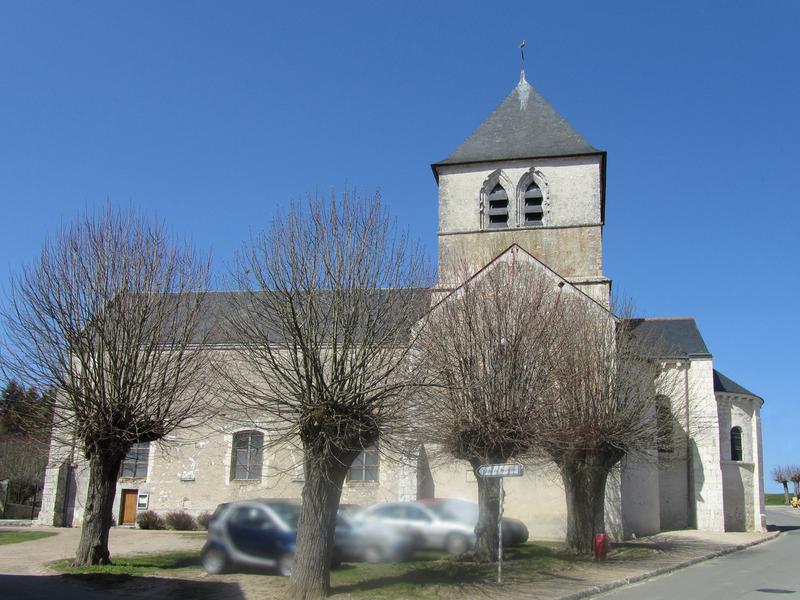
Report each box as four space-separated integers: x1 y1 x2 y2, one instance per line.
47 542 657 600
766 493 789 506
0 530 58 545
329 543 592 599
50 551 201 576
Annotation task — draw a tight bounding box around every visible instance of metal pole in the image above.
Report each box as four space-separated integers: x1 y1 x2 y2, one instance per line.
498 476 504 584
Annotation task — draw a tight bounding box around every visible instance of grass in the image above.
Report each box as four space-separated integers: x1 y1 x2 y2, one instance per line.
766 493 789 506
0 530 58 545
51 551 201 576
329 543 605 599
48 541 658 600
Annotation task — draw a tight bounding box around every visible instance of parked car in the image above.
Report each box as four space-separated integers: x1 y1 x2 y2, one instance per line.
335 511 415 564
202 499 300 575
356 501 476 554
418 498 529 546
201 499 414 575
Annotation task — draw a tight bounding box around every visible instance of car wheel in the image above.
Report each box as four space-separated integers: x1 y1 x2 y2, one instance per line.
201 546 228 574
277 552 294 577
363 545 383 564
445 533 468 555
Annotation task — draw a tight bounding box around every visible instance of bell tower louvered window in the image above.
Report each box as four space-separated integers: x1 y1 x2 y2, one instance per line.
487 184 509 228
523 180 544 225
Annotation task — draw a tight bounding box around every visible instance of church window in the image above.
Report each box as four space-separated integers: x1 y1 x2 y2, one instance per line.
523 180 544 225
348 445 379 481
231 430 264 480
730 426 743 462
487 184 509 228
121 442 150 478
656 396 673 453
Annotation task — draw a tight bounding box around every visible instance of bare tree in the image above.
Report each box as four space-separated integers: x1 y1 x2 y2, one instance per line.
220 191 431 599
413 253 566 562
1 206 211 565
789 465 800 499
536 299 677 554
772 466 791 505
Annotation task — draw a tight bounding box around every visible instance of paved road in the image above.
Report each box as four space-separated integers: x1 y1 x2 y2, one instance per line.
597 507 800 599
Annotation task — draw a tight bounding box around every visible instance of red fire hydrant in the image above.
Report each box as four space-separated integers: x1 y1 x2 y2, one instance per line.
593 533 609 561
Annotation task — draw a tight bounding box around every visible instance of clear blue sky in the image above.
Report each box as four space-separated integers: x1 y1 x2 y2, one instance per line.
1 1 797 492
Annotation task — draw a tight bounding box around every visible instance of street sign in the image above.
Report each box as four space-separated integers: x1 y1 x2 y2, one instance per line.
476 463 524 478
475 462 525 584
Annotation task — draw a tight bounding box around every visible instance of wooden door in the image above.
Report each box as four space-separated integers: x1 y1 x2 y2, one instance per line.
120 489 138 525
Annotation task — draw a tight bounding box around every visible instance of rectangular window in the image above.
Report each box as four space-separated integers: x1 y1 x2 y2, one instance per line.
231 431 264 480
348 446 379 482
120 443 150 478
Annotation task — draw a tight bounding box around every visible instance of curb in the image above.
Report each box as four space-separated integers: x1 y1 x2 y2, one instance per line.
556 531 781 600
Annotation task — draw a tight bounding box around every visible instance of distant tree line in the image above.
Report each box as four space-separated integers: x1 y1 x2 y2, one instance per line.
0 380 52 507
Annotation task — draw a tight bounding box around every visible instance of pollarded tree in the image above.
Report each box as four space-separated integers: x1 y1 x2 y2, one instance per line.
789 465 800 499
537 299 678 554
772 466 791 505
220 191 431 600
413 251 567 562
1 206 211 565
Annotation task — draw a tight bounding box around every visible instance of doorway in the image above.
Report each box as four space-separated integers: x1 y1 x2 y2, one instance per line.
120 489 138 525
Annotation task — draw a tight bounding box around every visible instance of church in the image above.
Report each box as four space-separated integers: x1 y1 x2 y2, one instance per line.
38 72 766 538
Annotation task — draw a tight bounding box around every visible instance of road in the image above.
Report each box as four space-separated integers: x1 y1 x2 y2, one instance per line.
597 506 800 599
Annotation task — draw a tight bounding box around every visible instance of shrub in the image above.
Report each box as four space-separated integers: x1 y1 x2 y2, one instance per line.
136 510 166 530
196 511 213 530
165 511 197 531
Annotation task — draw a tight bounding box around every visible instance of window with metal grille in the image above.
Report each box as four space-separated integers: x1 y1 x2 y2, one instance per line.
231 430 264 480
487 184 509 228
730 427 743 462
120 442 150 478
523 180 543 225
348 446 379 481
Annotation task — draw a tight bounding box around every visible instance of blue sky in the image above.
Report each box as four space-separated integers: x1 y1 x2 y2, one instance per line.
1 1 797 492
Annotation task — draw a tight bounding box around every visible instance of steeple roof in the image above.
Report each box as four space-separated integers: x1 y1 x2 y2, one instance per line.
433 72 602 168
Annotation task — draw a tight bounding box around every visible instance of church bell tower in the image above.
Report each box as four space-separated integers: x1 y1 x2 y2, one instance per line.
431 72 611 307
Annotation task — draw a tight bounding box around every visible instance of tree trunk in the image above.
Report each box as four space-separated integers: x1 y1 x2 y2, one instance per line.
794 481 800 499
287 450 351 600
560 462 609 555
783 481 790 505
74 449 123 566
471 459 500 562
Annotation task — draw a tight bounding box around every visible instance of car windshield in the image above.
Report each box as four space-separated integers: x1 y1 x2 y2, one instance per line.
267 502 300 529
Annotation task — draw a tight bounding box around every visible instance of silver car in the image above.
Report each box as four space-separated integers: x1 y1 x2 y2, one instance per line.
356 501 475 554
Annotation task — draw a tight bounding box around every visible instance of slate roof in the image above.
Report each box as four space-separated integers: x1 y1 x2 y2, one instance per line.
625 318 712 359
189 289 433 345
713 370 761 399
433 72 602 169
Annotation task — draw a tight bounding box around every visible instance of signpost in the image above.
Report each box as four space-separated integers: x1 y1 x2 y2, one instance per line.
476 462 524 583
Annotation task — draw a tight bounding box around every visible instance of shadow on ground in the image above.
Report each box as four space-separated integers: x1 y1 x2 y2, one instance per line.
0 574 246 600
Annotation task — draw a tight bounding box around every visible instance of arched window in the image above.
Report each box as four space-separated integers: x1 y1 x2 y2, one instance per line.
121 442 150 478
730 427 743 462
523 180 544 226
656 396 673 453
231 431 264 480
487 184 509 228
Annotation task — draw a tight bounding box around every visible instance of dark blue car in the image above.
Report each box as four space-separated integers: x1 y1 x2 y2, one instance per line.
201 500 301 576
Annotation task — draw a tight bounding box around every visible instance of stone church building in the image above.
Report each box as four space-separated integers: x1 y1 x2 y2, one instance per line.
39 72 766 538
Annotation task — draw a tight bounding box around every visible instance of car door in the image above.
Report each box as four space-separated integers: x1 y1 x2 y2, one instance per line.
226 504 280 560
402 505 439 549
